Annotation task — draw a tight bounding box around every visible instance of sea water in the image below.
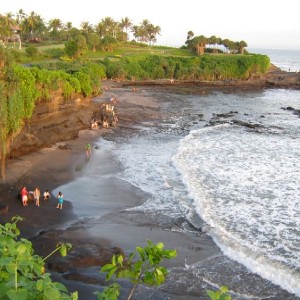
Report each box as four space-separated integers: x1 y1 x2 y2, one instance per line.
55 50 300 298
102 88 300 298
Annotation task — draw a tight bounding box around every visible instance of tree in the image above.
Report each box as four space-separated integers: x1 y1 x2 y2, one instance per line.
80 21 94 38
101 17 118 38
0 216 77 300
100 35 117 52
0 13 15 46
120 17 132 41
65 40 79 58
16 9 27 26
237 40 248 54
131 19 160 45
87 33 100 52
26 11 39 35
48 18 63 40
187 30 194 40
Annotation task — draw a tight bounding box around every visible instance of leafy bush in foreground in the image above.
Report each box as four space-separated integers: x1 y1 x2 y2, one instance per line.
0 216 77 300
96 240 177 300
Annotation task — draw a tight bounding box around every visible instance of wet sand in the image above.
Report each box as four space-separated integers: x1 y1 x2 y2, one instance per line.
0 82 298 300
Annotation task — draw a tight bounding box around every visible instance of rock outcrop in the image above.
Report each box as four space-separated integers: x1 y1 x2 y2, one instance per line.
8 97 100 159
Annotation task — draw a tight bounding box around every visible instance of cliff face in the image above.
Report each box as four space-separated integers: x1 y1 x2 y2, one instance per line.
8 97 100 159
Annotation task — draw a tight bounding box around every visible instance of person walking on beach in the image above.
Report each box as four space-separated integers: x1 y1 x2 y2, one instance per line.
56 191 64 209
34 187 41 206
21 186 28 206
85 143 92 159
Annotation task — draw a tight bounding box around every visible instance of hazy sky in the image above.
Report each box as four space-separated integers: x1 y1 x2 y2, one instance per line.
2 0 300 50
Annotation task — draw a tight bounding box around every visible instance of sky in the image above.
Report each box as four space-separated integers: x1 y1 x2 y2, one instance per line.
1 0 300 50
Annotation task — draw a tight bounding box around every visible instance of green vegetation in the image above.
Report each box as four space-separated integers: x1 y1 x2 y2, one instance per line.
207 286 232 300
0 216 77 300
97 240 177 300
0 46 104 180
184 32 248 55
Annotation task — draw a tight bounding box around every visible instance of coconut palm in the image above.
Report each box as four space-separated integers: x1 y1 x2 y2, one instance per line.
48 18 63 40
80 21 94 35
187 30 194 40
95 22 105 39
120 17 132 41
16 9 26 26
101 17 118 37
237 40 247 54
27 11 39 34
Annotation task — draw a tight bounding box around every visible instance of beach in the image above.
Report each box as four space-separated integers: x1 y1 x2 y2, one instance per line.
0 82 299 300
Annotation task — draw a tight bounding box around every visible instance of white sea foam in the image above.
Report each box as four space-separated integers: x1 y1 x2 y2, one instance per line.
173 123 300 296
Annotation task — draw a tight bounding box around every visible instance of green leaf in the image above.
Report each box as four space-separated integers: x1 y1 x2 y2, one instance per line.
156 242 164 250
7 288 28 300
17 244 28 256
59 245 67 257
136 247 146 260
101 264 114 273
117 254 123 265
207 290 218 300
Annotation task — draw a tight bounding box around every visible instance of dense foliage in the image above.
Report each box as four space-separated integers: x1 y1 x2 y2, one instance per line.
0 46 104 179
100 53 270 80
0 216 77 300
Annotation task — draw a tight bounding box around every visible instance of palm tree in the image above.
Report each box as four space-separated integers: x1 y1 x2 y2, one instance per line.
120 17 132 41
147 24 161 45
27 11 39 35
16 9 26 26
101 17 117 37
238 40 247 54
48 18 63 40
87 33 100 52
187 30 194 40
0 13 16 46
80 21 94 35
95 22 105 39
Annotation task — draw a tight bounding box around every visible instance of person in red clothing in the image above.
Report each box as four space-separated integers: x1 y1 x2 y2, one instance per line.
21 186 28 206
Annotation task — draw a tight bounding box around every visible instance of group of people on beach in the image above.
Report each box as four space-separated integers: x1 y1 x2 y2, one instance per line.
20 187 64 209
90 96 119 131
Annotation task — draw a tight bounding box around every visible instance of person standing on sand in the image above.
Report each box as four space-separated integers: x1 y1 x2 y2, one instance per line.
56 191 64 209
85 143 92 158
21 186 28 206
34 187 41 206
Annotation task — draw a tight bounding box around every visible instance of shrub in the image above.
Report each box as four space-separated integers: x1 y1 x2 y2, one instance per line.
0 216 77 300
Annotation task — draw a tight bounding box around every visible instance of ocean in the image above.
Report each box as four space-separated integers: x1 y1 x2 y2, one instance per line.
55 49 300 299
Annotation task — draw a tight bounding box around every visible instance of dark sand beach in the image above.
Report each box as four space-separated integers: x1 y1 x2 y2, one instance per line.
0 81 298 300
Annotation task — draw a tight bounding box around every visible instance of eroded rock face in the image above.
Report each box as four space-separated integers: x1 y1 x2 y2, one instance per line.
9 100 100 159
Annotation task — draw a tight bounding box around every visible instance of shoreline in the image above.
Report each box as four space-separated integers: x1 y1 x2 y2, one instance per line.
1 83 299 299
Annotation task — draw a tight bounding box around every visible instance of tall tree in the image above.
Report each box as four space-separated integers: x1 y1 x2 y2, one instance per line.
187 30 194 40
120 17 132 41
87 33 100 52
48 18 63 40
16 9 26 25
